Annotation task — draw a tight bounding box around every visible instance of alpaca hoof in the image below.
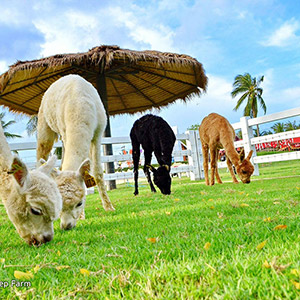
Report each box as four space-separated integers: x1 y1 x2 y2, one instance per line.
134 191 139 196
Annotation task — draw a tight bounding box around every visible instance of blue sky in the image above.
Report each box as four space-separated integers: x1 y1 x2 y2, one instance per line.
1 0 300 144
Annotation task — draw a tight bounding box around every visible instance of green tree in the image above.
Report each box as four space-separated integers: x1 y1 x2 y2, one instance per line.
26 115 38 137
187 124 200 131
0 112 22 139
253 129 273 137
284 120 300 131
271 122 285 133
231 73 266 137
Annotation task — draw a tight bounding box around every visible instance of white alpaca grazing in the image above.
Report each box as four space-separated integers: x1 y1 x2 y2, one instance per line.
37 74 115 230
0 123 62 246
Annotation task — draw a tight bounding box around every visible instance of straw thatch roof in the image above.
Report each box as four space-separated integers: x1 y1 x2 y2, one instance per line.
0 45 208 115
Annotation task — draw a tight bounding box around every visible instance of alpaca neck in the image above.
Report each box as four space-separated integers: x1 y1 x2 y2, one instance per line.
0 126 14 200
223 141 240 166
61 156 84 172
0 171 13 204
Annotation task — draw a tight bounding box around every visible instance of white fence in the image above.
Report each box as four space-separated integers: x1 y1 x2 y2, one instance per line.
223 107 300 176
8 132 204 181
7 107 300 183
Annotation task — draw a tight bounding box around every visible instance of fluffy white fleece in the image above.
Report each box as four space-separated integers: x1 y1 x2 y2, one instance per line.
37 74 115 230
0 123 62 246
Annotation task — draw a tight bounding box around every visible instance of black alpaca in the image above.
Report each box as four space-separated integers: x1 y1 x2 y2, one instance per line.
130 114 176 195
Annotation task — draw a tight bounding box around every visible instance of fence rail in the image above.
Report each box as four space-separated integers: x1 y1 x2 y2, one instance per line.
7 107 300 183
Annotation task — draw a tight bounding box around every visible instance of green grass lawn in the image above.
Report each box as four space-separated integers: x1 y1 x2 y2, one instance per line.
1 160 300 299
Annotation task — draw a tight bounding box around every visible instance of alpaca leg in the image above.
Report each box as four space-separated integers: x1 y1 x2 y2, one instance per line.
131 138 141 195
201 144 210 185
226 156 239 183
209 145 217 186
36 117 57 163
91 138 115 211
215 149 223 184
144 150 156 193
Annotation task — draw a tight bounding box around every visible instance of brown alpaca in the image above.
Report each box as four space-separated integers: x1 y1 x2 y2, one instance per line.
199 113 254 186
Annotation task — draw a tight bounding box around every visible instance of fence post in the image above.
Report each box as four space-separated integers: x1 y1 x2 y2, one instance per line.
240 116 259 176
185 130 203 180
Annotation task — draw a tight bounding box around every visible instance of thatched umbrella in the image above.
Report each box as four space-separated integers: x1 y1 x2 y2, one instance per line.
0 45 208 189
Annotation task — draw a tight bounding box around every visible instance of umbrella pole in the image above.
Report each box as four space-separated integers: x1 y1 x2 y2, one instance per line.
96 74 117 190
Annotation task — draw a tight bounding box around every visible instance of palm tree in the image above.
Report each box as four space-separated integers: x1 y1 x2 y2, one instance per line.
231 73 266 136
271 122 285 133
260 129 273 136
26 115 63 159
284 120 300 131
26 115 38 136
253 129 273 137
187 124 200 130
0 112 22 139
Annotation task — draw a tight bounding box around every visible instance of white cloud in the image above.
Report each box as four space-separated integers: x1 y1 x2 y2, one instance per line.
255 68 300 114
281 86 300 102
33 4 177 58
203 74 233 100
237 11 247 19
0 7 25 26
262 19 300 47
0 60 8 73
33 11 101 57
158 0 186 11
107 6 176 52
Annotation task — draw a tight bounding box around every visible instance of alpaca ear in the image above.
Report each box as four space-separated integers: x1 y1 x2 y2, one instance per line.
9 156 30 189
246 150 253 160
50 168 61 178
78 159 96 188
39 158 46 165
38 155 57 175
147 165 156 173
239 149 245 162
162 165 170 171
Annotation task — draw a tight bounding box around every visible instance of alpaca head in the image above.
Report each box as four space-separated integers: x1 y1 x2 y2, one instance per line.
236 149 254 184
52 159 91 230
148 165 172 195
6 155 62 246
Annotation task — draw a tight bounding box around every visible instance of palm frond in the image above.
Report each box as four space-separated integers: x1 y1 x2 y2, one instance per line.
0 110 22 139
271 122 285 133
26 115 38 136
4 132 22 139
257 75 264 84
231 86 249 98
243 100 252 116
2 119 16 129
233 92 249 111
258 95 267 114
231 73 266 118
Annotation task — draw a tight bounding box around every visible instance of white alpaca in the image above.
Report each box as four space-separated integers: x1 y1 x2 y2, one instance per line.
0 123 62 246
36 74 115 230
